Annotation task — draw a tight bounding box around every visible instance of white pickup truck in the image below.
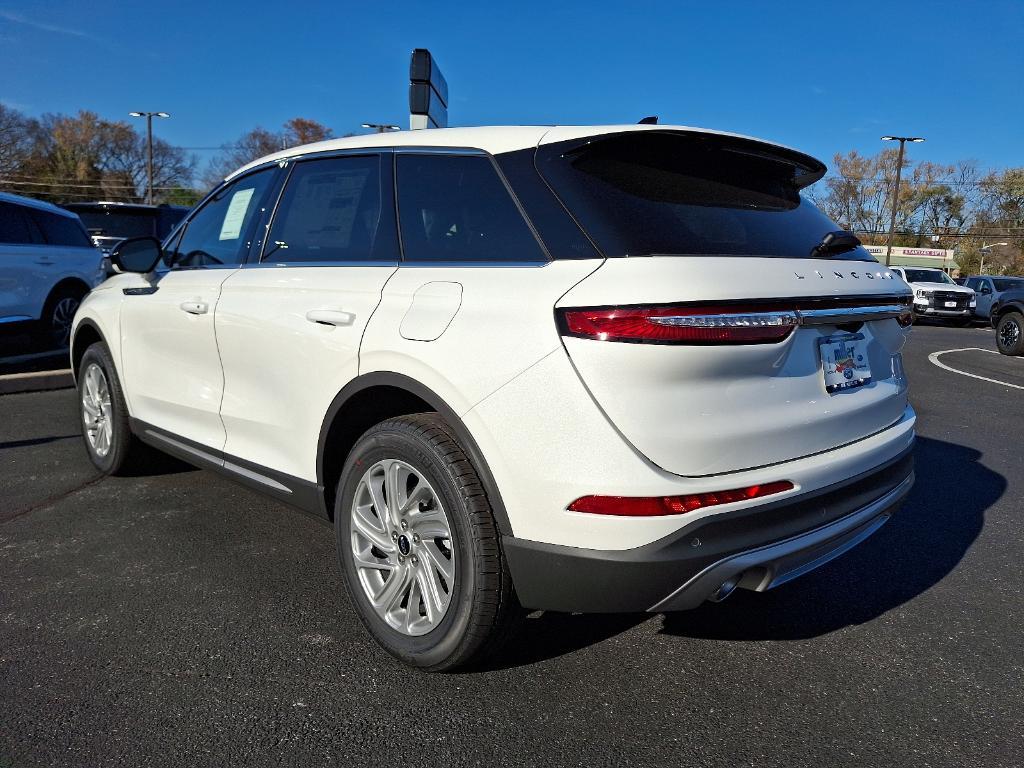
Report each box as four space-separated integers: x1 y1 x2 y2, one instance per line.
891 266 976 325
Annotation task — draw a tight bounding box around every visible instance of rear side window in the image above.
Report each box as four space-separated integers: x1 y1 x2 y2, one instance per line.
0 202 38 245
169 167 277 268
536 131 871 261
30 209 92 247
396 154 546 263
265 155 385 263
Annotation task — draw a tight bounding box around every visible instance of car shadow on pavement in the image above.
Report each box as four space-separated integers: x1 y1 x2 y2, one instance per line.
488 435 999 667
659 435 999 642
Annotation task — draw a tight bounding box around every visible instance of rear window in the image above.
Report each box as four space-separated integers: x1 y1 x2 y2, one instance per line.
75 209 157 239
535 131 872 261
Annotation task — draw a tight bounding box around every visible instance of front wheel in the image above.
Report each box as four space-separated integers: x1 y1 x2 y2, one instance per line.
335 413 518 671
78 341 158 474
996 311 1024 355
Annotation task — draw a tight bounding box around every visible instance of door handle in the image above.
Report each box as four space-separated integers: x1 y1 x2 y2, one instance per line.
306 309 356 327
179 300 209 315
35 259 54 266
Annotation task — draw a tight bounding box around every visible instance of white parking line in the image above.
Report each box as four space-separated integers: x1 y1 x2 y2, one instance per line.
928 347 1024 391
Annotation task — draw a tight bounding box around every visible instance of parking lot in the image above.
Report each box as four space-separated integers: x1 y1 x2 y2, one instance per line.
1 323 1021 767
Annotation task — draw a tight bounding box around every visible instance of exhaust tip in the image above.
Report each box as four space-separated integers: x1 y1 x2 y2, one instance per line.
708 577 739 603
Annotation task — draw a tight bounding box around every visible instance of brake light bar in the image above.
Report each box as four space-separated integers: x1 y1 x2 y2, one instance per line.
560 305 799 344
559 298 912 344
568 481 795 516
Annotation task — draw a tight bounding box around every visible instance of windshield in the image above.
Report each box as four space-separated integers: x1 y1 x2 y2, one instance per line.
75 210 157 239
993 278 1024 291
534 131 873 261
902 268 955 284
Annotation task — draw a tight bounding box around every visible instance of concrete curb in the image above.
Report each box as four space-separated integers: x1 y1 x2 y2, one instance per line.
0 369 74 396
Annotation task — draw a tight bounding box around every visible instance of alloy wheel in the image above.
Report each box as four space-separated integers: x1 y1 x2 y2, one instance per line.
81 363 113 458
51 297 79 347
999 317 1021 349
349 458 456 637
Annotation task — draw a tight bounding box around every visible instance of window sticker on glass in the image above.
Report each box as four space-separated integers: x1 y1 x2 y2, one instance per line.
218 187 256 241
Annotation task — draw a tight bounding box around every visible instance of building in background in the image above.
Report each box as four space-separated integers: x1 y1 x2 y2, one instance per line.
864 245 957 274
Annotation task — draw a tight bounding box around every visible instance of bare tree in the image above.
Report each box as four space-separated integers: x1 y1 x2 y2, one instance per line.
0 103 34 176
202 118 334 190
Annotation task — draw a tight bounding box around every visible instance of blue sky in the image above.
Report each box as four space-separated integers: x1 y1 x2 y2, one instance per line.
2 0 1022 174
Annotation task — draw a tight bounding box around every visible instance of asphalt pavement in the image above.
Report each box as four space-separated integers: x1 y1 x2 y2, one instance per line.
1 324 1022 767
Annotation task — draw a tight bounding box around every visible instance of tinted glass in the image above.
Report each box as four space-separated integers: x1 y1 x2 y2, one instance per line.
170 168 276 268
30 209 92 247
397 154 545 263
75 210 157 239
993 278 1024 291
536 131 870 261
0 202 37 245
265 156 383 263
903 268 954 284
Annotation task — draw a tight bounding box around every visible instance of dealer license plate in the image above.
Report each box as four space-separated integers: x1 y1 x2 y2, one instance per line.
819 333 872 394
944 301 957 307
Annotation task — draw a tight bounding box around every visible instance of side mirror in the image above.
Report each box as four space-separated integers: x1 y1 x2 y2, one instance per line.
980 285 992 295
111 236 163 274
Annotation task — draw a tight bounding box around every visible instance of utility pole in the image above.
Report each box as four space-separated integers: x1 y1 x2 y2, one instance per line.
129 111 170 205
881 135 925 266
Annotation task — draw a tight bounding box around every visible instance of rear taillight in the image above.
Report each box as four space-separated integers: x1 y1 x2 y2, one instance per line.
567 481 794 516
559 305 799 344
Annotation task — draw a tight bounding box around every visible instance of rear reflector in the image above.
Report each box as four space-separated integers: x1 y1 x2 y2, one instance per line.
559 305 799 344
567 481 794 516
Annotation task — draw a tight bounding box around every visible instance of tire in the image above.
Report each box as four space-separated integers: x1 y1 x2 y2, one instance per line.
995 311 1024 356
37 284 86 350
335 413 518 671
77 341 158 474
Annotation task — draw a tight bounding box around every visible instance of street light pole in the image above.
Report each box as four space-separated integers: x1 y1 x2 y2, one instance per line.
881 135 925 266
129 111 170 205
979 242 1009 275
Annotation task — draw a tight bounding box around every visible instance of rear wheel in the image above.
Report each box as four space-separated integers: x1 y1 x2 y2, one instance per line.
335 413 518 671
37 285 85 349
996 311 1024 356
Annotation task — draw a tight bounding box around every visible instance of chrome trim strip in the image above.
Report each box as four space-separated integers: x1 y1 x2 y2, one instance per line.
647 473 914 612
797 304 909 325
144 429 291 494
649 304 909 330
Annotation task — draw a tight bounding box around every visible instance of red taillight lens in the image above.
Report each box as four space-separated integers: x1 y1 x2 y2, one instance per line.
567 481 794 516
559 305 799 344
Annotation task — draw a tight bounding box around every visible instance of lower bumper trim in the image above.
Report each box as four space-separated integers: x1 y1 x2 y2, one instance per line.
647 475 910 611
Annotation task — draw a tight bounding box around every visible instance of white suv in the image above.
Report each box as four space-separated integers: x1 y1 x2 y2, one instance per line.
71 125 916 670
891 266 976 325
1 192 104 347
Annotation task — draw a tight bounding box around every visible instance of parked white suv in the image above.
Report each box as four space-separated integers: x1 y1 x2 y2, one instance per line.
891 266 976 325
71 125 916 670
1 192 104 347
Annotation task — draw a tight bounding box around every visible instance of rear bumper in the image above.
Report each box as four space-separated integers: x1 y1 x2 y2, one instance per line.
504 446 914 613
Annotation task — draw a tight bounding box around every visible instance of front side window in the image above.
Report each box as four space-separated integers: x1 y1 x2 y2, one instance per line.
30 209 92 248
169 167 277 268
396 154 545 263
264 155 384 263
535 131 874 261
